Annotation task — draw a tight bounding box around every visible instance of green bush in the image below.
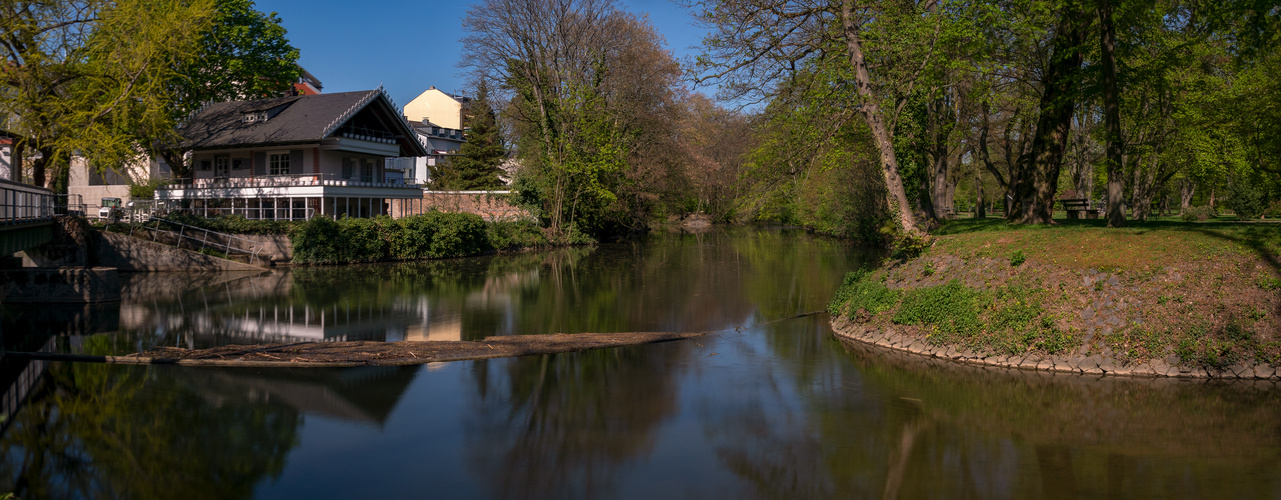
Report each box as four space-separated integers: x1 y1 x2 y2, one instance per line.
1010 250 1026 266
160 213 296 235
893 280 984 342
828 269 900 317
421 212 492 259
292 213 494 264
290 216 344 264
1181 205 1215 222
487 220 551 250
1226 181 1265 220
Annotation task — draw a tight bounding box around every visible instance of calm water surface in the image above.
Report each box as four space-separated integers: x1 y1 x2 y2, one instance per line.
1 227 1279 499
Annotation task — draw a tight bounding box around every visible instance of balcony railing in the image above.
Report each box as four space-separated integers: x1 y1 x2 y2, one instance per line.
160 173 422 190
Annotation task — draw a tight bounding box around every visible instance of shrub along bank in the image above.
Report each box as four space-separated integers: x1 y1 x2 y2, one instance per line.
829 219 1281 375
290 213 554 264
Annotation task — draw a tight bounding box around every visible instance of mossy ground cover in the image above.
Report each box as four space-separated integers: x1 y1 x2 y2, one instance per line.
830 217 1281 370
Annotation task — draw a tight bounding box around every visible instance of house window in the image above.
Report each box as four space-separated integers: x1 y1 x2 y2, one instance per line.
361 159 374 182
214 155 230 178
269 152 290 175
199 159 212 171
232 158 247 170
342 158 353 179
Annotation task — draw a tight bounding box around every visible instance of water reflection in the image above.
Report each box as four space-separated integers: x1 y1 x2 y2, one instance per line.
0 361 301 499
1 228 1275 498
466 346 687 499
707 331 1281 499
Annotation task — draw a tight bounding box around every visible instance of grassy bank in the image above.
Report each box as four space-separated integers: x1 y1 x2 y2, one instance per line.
829 218 1281 371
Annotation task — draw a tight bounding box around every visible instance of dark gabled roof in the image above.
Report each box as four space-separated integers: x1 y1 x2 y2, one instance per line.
178 89 428 157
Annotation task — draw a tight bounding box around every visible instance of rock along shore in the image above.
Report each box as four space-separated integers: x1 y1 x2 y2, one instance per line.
830 315 1279 379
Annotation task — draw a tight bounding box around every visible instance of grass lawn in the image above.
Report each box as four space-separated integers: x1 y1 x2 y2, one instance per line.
933 216 1281 273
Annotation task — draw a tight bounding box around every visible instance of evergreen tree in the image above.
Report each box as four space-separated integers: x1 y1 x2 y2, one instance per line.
435 81 505 190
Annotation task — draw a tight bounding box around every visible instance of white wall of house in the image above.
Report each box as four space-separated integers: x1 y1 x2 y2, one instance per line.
403 87 467 130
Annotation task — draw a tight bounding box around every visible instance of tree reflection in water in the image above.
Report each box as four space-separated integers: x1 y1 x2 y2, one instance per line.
706 330 1281 499
0 352 301 499
465 345 688 500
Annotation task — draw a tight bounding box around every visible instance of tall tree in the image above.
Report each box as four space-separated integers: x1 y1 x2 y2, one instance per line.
435 80 506 190
463 0 682 239
1097 0 1124 226
690 0 988 240
153 0 300 179
1 0 215 189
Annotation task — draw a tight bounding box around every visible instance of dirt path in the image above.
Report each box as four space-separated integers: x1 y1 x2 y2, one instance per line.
7 332 707 368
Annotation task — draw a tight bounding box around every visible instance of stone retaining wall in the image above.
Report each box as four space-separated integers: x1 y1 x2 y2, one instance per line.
830 316 1280 379
390 191 530 221
94 231 266 272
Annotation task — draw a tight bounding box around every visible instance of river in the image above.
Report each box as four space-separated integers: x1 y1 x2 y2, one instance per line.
1 226 1278 499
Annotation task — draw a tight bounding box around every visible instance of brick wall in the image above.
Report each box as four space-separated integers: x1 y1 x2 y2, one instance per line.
390 191 531 221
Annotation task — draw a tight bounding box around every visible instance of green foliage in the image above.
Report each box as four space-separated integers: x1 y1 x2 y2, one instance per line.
828 269 900 317
739 77 890 243
832 267 1075 356
288 216 345 264
1181 206 1216 222
893 280 984 341
1225 181 1265 220
159 213 295 235
292 213 494 265
433 82 506 190
127 177 166 199
487 220 552 250
1009 250 1026 266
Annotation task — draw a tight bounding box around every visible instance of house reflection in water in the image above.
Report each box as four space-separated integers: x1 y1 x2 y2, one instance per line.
114 271 475 349
191 365 423 426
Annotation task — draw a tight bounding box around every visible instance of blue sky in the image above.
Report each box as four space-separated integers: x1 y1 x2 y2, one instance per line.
253 0 712 107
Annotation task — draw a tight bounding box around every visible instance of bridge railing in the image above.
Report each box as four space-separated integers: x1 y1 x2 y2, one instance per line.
0 179 54 225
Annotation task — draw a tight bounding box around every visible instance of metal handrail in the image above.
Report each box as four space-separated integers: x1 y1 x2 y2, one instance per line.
126 216 267 266
0 179 54 224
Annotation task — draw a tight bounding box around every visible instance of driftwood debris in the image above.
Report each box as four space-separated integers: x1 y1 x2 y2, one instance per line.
4 332 707 368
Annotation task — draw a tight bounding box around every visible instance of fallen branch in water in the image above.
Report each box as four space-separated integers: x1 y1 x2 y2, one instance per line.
3 332 708 368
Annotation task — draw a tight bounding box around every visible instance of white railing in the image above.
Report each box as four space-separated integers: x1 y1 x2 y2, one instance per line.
0 179 54 224
126 217 267 266
161 172 422 190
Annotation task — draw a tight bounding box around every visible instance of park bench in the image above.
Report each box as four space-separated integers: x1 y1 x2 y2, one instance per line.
1061 198 1097 219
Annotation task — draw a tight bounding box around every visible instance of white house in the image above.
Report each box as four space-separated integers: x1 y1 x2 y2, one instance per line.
157 88 428 220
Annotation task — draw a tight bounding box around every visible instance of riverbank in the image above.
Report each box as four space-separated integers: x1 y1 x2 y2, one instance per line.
828 219 1281 379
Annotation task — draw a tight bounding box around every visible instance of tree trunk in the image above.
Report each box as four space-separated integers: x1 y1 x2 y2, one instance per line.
1180 180 1195 214
1130 154 1158 221
1013 6 1085 224
32 146 53 189
1099 0 1126 227
10 141 23 183
976 165 986 218
841 1 921 237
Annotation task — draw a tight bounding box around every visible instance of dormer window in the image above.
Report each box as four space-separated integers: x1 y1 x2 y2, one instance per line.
241 111 269 124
